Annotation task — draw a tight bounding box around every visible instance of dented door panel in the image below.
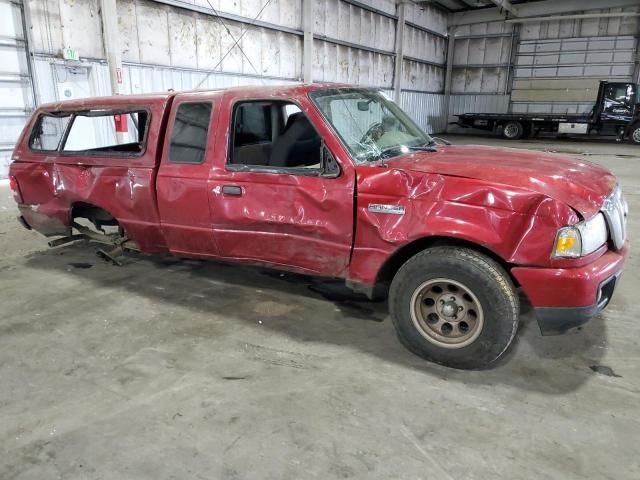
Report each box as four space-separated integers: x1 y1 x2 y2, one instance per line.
206 90 356 276
209 170 353 276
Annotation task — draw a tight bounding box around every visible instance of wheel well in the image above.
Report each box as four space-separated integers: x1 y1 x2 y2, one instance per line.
71 202 118 230
373 236 517 298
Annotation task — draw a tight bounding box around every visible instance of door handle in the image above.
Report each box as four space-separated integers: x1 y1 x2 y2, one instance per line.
222 185 243 196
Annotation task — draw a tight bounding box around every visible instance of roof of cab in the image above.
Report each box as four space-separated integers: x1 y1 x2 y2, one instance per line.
36 82 357 112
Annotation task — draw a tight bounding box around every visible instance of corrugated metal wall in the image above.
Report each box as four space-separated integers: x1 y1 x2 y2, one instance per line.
0 0 35 178
400 91 446 134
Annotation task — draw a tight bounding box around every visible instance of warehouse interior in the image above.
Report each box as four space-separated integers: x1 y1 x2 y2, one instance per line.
1 0 640 478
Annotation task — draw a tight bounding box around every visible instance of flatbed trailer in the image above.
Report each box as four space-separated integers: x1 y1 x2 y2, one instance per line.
454 81 640 144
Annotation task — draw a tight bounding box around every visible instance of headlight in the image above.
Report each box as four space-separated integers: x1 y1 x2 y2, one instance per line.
553 213 608 258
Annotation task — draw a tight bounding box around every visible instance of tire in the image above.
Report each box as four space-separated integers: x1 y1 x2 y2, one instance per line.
629 123 640 144
502 121 524 140
389 247 519 369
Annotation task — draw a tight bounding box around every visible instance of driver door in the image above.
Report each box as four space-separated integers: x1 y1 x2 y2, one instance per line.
208 94 355 277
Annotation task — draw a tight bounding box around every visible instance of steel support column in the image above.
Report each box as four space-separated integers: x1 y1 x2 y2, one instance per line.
99 0 123 97
393 0 406 103
442 31 455 133
303 0 314 83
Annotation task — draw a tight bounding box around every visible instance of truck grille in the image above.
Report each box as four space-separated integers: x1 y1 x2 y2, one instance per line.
602 186 627 250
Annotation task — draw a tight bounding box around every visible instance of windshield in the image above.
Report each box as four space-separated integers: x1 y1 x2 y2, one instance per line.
309 88 433 163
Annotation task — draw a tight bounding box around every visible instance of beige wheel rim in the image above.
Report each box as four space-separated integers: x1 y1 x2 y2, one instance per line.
410 278 484 349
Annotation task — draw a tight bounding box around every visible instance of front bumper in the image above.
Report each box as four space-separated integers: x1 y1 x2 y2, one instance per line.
512 241 629 335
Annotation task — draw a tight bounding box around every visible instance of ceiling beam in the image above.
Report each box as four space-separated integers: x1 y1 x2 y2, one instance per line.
450 0 639 25
490 0 518 16
506 11 640 23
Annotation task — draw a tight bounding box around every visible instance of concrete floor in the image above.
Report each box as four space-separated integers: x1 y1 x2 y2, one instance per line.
1 135 638 479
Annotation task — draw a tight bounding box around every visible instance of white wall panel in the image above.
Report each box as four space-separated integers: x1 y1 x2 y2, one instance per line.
402 60 443 92
313 39 394 87
192 0 302 29
1 0 35 179
359 0 395 16
58 0 103 59
314 0 395 52
403 25 446 65
450 22 514 96
520 6 640 40
404 2 446 35
115 0 304 78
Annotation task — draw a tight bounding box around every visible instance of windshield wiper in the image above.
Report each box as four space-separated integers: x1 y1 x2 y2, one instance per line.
430 136 451 146
377 144 438 159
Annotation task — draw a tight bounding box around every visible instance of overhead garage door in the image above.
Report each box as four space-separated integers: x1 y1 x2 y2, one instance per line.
511 35 637 114
0 0 35 179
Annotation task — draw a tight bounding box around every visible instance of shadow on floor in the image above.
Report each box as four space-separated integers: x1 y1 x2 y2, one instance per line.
24 241 608 395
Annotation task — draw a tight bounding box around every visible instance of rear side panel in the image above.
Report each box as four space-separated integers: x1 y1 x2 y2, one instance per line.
10 96 173 253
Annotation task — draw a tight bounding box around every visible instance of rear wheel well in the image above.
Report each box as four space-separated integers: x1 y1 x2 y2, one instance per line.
373 236 516 299
71 202 119 231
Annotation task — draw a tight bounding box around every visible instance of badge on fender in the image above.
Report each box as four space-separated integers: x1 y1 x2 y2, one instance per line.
367 204 405 215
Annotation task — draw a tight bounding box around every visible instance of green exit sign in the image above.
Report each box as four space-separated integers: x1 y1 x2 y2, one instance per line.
62 47 79 61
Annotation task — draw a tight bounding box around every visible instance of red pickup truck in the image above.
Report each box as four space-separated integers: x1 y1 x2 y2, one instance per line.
8 84 629 369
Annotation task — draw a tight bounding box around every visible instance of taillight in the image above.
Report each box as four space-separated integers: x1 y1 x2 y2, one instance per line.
9 175 23 203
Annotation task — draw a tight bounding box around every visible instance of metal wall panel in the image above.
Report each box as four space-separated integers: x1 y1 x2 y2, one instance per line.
399 91 446 134
447 94 510 133
402 60 444 92
116 0 303 78
0 0 35 179
314 0 396 52
403 24 446 65
313 39 394 87
520 6 640 40
122 63 299 94
450 21 514 95
404 2 447 35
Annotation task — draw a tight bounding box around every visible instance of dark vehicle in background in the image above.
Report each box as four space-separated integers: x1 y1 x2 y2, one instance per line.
455 81 640 143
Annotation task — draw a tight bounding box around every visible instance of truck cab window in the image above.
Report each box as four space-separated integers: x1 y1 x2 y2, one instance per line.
62 110 148 154
230 100 321 170
168 102 213 164
604 85 635 105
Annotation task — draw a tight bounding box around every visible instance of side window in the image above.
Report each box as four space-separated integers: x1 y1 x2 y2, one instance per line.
63 110 148 154
30 114 71 151
168 102 213 164
234 102 271 147
604 85 634 105
230 100 323 171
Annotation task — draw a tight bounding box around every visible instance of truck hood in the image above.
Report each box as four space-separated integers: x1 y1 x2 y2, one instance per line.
388 145 616 218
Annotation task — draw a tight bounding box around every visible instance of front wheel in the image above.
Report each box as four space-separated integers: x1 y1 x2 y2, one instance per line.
629 123 640 144
389 247 519 369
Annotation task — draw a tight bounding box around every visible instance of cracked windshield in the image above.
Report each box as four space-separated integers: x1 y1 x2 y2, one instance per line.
310 89 434 163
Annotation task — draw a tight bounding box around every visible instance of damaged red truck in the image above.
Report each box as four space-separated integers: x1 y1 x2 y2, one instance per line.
9 84 629 369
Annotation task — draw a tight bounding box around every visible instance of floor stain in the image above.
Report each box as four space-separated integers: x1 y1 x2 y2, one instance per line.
589 365 622 378
66 262 93 269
